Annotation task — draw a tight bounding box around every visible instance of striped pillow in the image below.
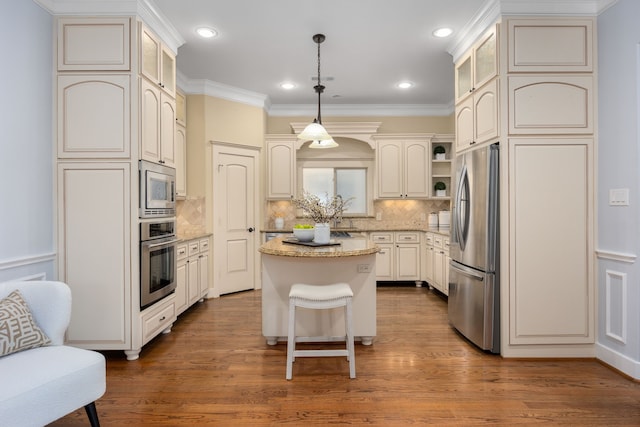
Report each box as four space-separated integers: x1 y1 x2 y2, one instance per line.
0 290 51 357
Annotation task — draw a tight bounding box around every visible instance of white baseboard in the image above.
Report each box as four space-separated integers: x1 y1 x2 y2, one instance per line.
596 342 640 380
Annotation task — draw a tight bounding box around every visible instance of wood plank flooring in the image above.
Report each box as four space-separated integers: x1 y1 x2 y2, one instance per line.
51 286 640 426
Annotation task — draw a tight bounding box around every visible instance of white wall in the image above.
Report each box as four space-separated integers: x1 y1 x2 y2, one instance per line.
597 0 640 379
0 0 55 282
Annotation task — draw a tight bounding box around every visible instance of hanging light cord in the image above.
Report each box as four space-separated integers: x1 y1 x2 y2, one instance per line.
313 34 325 124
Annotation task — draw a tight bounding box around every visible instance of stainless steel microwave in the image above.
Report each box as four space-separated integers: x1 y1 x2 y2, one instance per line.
139 160 176 218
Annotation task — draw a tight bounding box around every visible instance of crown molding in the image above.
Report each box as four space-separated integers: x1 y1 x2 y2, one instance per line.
270 103 454 117
180 78 270 110
448 0 618 62
177 72 454 117
33 0 184 54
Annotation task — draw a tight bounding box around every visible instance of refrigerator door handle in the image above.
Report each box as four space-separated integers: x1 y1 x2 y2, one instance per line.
450 261 484 281
454 164 469 251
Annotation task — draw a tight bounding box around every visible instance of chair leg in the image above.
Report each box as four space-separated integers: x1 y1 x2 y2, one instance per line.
84 402 100 427
345 298 356 379
286 298 296 380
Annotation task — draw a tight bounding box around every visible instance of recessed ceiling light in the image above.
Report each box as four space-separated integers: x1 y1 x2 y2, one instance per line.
280 82 296 90
196 27 217 38
433 27 453 38
397 81 414 89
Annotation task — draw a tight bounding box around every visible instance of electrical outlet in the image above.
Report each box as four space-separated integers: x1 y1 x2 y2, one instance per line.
357 264 371 273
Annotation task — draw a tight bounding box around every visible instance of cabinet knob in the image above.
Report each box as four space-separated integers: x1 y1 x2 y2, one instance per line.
248 227 255 232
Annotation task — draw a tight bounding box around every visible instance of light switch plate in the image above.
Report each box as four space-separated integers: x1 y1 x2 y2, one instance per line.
609 188 629 206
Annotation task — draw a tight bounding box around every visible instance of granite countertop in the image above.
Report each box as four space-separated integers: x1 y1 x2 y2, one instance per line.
259 237 379 258
261 227 450 236
177 231 212 242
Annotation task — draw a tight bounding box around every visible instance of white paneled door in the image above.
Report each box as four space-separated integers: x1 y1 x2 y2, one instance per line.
213 144 259 295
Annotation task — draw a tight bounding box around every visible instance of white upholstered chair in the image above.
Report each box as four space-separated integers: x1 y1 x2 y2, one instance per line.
0 280 106 427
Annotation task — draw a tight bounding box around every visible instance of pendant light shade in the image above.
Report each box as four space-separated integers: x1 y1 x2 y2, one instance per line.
298 119 331 142
308 138 339 149
297 34 338 148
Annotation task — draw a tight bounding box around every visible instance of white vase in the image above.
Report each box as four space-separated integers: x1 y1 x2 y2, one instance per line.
313 223 330 244
436 189 446 197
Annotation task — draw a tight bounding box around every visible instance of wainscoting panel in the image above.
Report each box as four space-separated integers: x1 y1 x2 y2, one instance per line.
605 269 627 344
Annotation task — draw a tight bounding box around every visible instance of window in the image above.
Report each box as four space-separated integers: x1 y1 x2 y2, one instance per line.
301 166 369 216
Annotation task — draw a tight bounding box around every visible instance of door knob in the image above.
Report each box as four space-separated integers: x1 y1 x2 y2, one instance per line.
248 227 255 232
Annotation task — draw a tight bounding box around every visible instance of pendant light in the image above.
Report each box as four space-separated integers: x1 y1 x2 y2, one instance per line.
297 34 338 148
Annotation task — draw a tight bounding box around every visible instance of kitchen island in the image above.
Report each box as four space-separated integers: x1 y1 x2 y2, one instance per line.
259 237 379 345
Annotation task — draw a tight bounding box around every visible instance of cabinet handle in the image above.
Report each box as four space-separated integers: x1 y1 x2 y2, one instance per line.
159 316 166 321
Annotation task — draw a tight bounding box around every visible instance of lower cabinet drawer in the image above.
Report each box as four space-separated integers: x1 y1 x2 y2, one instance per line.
370 232 393 243
142 300 176 344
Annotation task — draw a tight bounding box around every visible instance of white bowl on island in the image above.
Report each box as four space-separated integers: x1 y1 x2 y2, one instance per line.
292 226 315 242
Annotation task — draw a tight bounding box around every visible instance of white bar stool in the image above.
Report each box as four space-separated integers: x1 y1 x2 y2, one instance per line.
286 283 356 380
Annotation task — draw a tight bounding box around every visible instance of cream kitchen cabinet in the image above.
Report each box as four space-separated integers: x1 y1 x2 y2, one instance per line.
498 17 596 356
371 232 394 280
455 77 499 153
455 24 498 104
176 236 211 316
140 295 176 346
57 74 131 159
266 138 296 199
507 19 593 73
141 78 176 167
371 232 421 282
423 233 435 284
140 24 175 97
375 137 430 199
508 75 593 135
175 90 186 126
57 17 130 71
507 139 594 346
431 234 450 296
54 16 182 360
175 124 186 198
56 162 132 349
454 24 499 154
175 243 189 314
175 89 187 198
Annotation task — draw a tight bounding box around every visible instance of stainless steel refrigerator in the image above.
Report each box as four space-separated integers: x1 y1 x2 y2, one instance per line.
448 143 500 353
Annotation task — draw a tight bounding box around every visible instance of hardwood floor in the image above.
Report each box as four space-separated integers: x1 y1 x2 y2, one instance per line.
52 286 640 426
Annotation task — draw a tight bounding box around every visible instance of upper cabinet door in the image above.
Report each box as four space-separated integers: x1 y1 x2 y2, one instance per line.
508 76 593 135
376 141 404 198
266 140 296 199
454 24 498 105
455 53 473 103
140 24 176 97
473 29 497 89
508 19 593 73
57 74 130 158
57 17 130 71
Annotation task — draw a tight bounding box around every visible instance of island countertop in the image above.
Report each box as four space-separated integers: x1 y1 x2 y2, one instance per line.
258 237 379 258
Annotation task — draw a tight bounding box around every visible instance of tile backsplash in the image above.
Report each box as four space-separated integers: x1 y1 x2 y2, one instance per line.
177 196 451 234
176 196 206 236
266 199 451 230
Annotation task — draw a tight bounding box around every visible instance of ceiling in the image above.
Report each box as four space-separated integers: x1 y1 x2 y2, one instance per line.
151 0 490 115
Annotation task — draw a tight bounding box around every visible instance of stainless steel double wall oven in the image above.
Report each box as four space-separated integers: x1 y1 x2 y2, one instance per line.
139 160 178 309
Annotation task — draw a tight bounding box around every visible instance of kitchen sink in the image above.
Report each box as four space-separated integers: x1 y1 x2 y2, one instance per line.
330 231 352 238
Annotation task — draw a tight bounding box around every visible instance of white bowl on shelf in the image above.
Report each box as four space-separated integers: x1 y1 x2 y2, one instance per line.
292 227 315 242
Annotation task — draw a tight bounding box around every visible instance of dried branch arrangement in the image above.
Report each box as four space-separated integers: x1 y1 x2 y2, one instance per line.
292 191 353 224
